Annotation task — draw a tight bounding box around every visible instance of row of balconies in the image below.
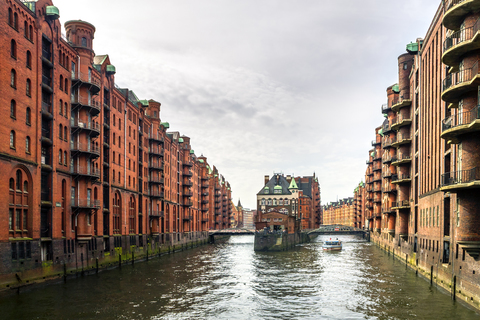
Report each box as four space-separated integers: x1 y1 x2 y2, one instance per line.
441 105 480 143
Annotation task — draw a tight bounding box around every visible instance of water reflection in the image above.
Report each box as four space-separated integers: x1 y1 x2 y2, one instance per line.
1 235 478 320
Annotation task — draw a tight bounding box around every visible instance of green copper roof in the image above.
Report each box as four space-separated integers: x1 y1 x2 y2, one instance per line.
138 99 148 107
227 187 230 190
274 185 282 190
392 84 399 93
406 42 419 53
178 138 184 143
161 122 169 129
378 128 383 136
46 6 60 19
106 65 116 74
264 186 269 189
214 174 218 177
370 151 375 157
289 178 298 189
190 150 194 154
199 159 204 163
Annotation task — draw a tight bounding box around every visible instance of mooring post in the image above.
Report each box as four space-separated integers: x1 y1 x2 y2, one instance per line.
119 253 121 269
430 265 433 285
96 258 99 274
132 250 135 266
452 275 456 300
64 263 67 283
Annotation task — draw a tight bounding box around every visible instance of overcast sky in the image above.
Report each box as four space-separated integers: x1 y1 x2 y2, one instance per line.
55 0 439 209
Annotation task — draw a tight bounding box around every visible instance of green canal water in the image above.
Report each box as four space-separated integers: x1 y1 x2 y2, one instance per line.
1 235 478 320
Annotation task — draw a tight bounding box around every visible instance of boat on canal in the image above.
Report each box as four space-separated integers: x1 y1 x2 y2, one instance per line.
323 238 342 251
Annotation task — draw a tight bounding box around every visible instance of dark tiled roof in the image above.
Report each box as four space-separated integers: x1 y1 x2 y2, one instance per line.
257 174 292 196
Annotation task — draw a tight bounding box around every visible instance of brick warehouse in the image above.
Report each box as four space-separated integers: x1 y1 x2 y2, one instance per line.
0 0 233 288
362 1 480 310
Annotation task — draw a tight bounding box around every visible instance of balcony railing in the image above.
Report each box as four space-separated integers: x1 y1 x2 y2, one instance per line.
42 75 52 88
71 96 101 112
149 190 164 198
382 186 397 193
71 120 101 134
381 103 390 114
442 106 480 132
183 161 193 167
443 62 478 92
71 72 101 88
149 161 164 170
71 166 100 178
71 199 100 208
383 136 397 148
445 0 467 11
441 167 480 186
149 176 164 184
150 210 164 218
392 173 411 182
444 17 480 52
71 142 100 155
41 101 52 114
392 200 410 208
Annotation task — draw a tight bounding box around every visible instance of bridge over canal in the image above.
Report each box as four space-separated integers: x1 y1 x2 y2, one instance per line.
308 225 370 241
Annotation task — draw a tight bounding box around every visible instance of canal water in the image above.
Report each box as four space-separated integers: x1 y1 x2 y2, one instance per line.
1 235 479 320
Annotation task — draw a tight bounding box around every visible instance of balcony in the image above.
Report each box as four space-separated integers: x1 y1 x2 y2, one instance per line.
202 199 209 204
148 133 164 143
372 175 381 183
41 74 53 92
382 155 393 164
366 159 373 165
71 72 101 94
202 191 209 197
71 142 100 157
382 186 397 193
201 206 208 212
382 170 393 178
41 101 53 119
149 161 164 171
391 97 412 112
373 195 381 203
392 153 412 166
382 205 394 214
183 170 193 177
391 113 412 130
71 120 101 136
184 201 193 207
183 215 192 221
392 133 412 147
441 167 480 191
41 127 52 146
149 176 164 185
183 191 193 198
71 96 101 115
71 199 100 209
392 200 410 210
149 190 164 198
383 122 394 134
150 210 164 218
148 147 164 157
443 0 480 31
443 18 480 67
183 161 193 167
383 136 396 149
71 166 100 179
372 139 381 146
442 62 480 103
441 106 480 143
391 173 411 184
184 179 193 186
381 103 391 114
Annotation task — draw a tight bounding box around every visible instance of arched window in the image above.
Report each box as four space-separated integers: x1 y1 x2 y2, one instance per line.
64 127 67 141
26 108 31 125
81 37 87 47
64 78 68 94
64 102 68 118
11 39 17 58
113 169 115 182
113 192 121 234
59 124 63 139
26 79 31 96
59 75 63 91
129 196 135 233
9 169 30 235
8 8 13 26
24 21 28 38
59 99 63 115
113 132 116 145
59 149 62 164
13 12 18 30
61 180 66 232
29 25 33 41
63 151 67 165
26 136 30 153
11 69 16 88
10 131 16 149
26 51 31 68
10 100 16 118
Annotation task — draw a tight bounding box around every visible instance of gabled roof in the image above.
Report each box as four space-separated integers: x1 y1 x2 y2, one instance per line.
257 174 292 196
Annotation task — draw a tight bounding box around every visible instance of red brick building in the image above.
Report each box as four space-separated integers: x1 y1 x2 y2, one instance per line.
1 0 232 287
362 1 480 310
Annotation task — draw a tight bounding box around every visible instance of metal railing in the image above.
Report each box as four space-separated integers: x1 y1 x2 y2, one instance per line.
71 72 101 88
441 167 479 186
397 132 412 142
445 0 467 11
442 106 480 132
71 142 100 155
71 96 101 111
392 173 411 182
71 199 100 208
444 18 480 52
71 120 101 133
392 200 410 208
70 166 100 177
443 62 478 92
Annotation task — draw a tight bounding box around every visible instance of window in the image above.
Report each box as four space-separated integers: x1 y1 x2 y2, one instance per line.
119 119 121 129
8 8 13 27
113 114 116 126
26 51 32 68
24 21 28 38
26 108 31 125
118 136 121 146
59 149 62 164
59 124 63 139
11 39 17 59
29 25 33 41
26 137 30 153
10 131 16 149
60 75 63 91
13 12 18 30
10 100 16 118
59 99 63 115
26 79 31 96
11 69 16 88
64 102 68 118
64 79 68 94
81 37 87 47
64 127 67 141
64 151 67 165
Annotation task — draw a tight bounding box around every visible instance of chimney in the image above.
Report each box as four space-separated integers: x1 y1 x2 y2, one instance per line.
286 175 292 183
264 175 269 185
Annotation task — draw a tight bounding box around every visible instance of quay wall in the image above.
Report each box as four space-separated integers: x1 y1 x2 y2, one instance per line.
0 231 208 294
254 231 310 251
370 232 480 312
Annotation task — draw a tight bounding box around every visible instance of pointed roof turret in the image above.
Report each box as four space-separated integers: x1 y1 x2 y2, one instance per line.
238 199 242 207
289 178 298 189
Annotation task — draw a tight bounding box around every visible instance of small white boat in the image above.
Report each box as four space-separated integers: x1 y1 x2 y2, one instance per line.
323 238 342 251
